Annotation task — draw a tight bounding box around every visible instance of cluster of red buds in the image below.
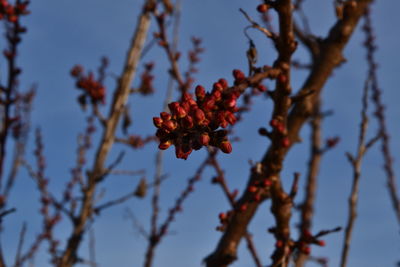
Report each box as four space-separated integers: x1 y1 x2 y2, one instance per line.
296 230 326 255
216 210 234 232
0 0 29 23
269 118 291 148
153 70 248 159
137 62 155 95
70 65 106 105
246 178 272 202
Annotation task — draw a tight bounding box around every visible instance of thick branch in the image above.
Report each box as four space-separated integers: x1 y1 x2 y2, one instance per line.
58 2 153 266
204 1 372 266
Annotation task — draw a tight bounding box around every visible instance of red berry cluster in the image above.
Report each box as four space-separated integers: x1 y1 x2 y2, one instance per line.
70 65 106 105
0 0 29 23
153 70 247 159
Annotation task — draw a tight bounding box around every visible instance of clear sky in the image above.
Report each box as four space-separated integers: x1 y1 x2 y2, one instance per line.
2 0 400 267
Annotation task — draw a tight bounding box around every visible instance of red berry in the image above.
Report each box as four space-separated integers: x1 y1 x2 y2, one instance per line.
317 240 326 247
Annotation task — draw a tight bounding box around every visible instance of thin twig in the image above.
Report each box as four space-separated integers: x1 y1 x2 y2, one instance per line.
240 8 276 39
144 1 183 266
364 6 400 226
295 99 322 267
59 0 153 265
14 222 27 267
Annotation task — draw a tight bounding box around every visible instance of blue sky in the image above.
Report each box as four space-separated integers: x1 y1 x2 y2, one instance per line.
2 0 400 266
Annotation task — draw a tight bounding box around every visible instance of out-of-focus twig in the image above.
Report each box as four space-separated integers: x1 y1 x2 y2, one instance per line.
59 0 154 265
295 99 322 267
364 6 400 226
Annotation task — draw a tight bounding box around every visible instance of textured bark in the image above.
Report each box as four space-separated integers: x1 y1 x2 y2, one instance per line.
204 1 372 266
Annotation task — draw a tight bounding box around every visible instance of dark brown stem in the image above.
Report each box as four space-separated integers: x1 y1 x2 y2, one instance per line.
205 1 372 266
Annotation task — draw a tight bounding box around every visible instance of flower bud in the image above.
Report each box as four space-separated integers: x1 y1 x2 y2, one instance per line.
203 97 215 111
213 90 222 101
153 117 163 128
182 115 194 129
225 111 237 125
158 140 172 150
281 137 290 148
160 112 171 121
195 85 206 100
219 140 232 153
232 69 245 82
257 84 268 92
199 133 210 146
257 4 269 13
213 82 223 92
224 97 237 109
193 108 206 124
218 78 228 89
162 120 177 132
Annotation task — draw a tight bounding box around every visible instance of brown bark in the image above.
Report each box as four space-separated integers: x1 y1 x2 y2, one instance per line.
204 1 372 266
58 2 153 266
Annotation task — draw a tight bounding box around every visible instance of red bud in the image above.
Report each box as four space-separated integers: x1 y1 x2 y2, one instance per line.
232 69 245 82
162 120 177 132
153 117 163 128
160 112 171 120
218 78 228 89
257 4 269 13
195 85 206 100
158 140 172 150
219 140 232 153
